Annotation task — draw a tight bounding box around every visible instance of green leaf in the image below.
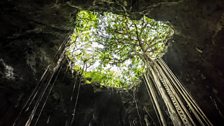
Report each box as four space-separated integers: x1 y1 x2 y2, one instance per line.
65 10 174 89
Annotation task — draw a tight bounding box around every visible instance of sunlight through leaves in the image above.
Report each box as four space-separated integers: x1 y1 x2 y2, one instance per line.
66 10 174 88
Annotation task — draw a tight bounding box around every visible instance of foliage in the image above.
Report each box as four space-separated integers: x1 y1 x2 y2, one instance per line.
65 10 174 88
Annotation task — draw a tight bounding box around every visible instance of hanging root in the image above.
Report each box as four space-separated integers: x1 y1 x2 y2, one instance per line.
14 33 69 126
143 58 213 126
33 64 63 126
69 63 86 126
13 65 50 126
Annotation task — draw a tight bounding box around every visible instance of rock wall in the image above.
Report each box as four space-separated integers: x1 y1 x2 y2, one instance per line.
0 0 74 125
149 0 224 124
0 0 224 125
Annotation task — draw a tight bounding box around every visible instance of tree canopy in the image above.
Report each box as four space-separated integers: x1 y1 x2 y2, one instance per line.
66 10 174 88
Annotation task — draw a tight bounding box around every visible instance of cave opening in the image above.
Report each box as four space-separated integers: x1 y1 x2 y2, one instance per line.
65 10 174 89
61 10 213 126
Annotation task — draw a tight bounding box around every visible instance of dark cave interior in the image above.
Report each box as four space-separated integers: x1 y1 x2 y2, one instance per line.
0 0 224 126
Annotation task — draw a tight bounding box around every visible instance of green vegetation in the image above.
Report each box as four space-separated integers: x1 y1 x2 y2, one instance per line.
66 10 174 88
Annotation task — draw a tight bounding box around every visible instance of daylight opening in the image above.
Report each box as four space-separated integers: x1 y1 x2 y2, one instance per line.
66 10 174 89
